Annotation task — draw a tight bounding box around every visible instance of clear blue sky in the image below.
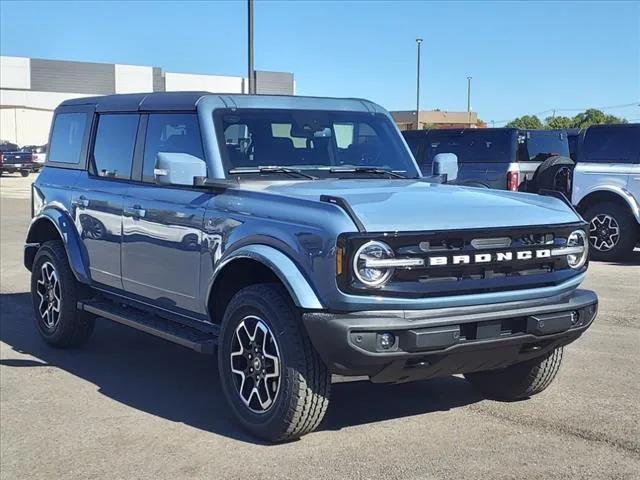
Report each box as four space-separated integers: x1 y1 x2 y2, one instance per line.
1 1 638 124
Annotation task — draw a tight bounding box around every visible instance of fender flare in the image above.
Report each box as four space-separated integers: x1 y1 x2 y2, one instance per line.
209 244 324 310
25 208 91 284
576 185 640 223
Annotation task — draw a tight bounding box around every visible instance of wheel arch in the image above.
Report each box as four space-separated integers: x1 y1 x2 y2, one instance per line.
207 245 324 324
576 187 640 224
24 209 91 284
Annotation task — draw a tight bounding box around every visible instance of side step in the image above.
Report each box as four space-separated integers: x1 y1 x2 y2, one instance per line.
77 300 217 354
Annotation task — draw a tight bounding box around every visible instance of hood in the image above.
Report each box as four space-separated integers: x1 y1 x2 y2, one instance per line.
243 179 580 232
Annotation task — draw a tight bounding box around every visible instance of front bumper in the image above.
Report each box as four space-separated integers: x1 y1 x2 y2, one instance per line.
302 289 597 383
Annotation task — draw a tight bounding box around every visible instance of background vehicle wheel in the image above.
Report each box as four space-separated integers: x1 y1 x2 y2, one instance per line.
20 170 30 177
218 283 330 442
30 241 94 348
465 347 563 401
583 202 638 261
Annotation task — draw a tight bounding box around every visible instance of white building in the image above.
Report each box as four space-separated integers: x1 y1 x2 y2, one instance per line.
0 56 295 146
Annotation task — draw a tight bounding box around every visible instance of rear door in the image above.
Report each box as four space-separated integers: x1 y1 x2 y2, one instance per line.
121 113 209 315
519 130 570 183
72 113 141 289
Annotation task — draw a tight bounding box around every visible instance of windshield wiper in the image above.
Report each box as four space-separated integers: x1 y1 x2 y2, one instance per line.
329 167 408 178
228 166 318 180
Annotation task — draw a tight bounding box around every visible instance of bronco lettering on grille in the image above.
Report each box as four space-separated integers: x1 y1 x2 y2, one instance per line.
426 249 552 266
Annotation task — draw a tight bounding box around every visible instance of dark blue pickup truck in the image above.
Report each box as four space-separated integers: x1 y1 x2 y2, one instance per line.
24 92 597 441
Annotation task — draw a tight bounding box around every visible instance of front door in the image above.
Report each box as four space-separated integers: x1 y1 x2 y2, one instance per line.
121 113 209 315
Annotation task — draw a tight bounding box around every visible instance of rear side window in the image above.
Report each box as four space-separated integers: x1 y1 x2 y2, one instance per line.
92 114 140 180
582 126 640 164
142 114 204 183
48 113 88 164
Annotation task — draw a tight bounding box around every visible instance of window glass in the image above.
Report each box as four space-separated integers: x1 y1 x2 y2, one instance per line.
271 123 307 148
217 109 418 176
48 113 87 164
582 126 640 164
92 114 139 179
423 130 512 163
522 131 569 162
334 123 354 148
143 114 204 182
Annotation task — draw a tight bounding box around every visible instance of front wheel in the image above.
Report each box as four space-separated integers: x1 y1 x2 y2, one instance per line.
30 241 95 347
465 347 563 400
218 284 331 442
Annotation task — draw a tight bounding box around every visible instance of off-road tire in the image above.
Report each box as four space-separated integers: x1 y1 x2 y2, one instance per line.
218 283 331 442
583 202 638 261
30 241 94 347
465 347 563 400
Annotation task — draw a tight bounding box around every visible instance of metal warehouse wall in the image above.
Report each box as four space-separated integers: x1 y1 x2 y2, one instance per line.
30 59 116 95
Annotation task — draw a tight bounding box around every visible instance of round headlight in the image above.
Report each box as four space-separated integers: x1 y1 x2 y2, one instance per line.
567 229 588 269
353 241 395 287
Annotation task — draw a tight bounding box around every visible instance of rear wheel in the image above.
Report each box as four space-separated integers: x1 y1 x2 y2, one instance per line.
218 283 330 442
583 202 638 261
30 241 94 347
20 170 30 177
465 347 563 400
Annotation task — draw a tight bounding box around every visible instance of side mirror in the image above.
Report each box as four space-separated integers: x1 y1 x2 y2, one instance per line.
154 152 207 186
432 153 458 182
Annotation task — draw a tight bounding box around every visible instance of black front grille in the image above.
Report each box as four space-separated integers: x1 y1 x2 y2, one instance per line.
337 222 586 298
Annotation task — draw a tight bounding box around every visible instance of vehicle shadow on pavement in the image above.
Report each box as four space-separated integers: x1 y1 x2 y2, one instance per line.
0 292 484 444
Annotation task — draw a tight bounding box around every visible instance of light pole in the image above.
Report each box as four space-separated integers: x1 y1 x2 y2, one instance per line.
466 76 472 127
247 0 255 94
415 38 423 130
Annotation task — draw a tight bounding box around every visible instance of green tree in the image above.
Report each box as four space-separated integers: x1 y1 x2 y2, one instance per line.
570 109 628 128
506 115 543 129
545 115 573 129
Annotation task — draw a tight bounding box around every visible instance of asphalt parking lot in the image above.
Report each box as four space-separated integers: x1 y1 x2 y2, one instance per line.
1 173 638 480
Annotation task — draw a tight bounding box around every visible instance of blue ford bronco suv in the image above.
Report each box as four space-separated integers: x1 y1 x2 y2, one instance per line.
25 92 597 441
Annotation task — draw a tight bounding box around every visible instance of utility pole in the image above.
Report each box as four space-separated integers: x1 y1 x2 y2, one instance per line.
415 38 423 130
247 0 255 94
466 76 472 127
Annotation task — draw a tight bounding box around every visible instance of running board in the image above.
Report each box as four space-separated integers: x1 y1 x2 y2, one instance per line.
77 300 217 354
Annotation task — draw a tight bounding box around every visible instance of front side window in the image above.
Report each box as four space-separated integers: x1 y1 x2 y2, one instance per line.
92 114 139 179
217 109 418 177
142 114 204 182
582 126 640 164
48 112 88 164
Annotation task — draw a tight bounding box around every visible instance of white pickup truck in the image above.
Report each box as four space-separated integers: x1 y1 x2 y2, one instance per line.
572 124 640 260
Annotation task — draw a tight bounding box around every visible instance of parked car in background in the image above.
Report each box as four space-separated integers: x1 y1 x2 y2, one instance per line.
572 123 640 260
403 128 571 192
21 145 48 164
0 141 42 176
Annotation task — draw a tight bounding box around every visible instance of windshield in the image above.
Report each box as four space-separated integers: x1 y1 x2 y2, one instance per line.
215 109 419 178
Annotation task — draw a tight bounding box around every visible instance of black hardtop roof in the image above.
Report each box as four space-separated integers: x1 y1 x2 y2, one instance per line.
402 127 518 137
402 127 567 137
59 91 211 112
